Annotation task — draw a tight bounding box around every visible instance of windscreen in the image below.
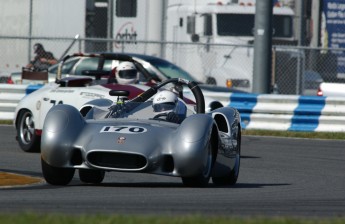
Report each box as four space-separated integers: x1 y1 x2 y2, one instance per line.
109 101 152 119
217 13 293 38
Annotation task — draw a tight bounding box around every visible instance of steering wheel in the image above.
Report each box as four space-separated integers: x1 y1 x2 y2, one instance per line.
152 113 168 121
130 78 205 114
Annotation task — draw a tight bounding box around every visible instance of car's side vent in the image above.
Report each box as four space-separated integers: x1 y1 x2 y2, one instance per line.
80 106 92 117
71 148 83 165
214 114 228 133
162 155 174 173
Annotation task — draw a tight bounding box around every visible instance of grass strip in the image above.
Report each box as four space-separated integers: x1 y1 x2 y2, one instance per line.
242 129 345 140
0 120 13 125
0 214 344 224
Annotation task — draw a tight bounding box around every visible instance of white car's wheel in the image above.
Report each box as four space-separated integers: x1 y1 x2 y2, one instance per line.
17 110 40 152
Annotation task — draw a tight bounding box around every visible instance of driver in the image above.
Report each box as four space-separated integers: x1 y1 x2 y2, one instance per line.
152 90 187 123
116 61 139 84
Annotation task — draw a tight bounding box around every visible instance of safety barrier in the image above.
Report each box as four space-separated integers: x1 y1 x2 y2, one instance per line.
1 84 345 132
228 93 345 132
0 84 42 120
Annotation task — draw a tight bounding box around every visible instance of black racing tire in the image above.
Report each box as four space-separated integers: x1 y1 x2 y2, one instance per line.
182 141 213 187
16 110 41 152
41 157 75 185
79 169 105 184
212 127 241 186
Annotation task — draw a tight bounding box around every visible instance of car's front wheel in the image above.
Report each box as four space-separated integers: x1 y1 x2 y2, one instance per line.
41 157 75 185
182 141 213 187
212 128 241 186
79 169 105 184
16 110 40 152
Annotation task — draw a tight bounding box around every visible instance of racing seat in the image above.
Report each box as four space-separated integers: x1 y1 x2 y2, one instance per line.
21 68 49 84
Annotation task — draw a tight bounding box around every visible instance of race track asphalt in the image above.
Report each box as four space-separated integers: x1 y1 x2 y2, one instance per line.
0 125 344 217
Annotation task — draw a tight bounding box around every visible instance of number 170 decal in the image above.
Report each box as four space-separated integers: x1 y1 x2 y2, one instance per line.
100 126 147 134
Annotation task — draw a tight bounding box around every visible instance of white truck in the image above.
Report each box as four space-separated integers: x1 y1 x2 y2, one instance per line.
0 0 296 92
113 0 296 92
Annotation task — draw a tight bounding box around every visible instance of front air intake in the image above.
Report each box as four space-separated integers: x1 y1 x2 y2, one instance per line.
87 151 147 170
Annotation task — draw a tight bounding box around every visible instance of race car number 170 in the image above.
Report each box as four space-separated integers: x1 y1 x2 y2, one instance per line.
100 126 147 134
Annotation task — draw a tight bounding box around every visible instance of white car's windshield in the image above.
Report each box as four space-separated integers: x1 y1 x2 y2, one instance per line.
141 57 196 81
49 57 114 75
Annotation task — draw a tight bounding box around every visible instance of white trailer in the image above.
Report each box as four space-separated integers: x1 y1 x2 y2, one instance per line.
112 0 296 92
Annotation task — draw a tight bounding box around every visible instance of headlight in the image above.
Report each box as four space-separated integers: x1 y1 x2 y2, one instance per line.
226 79 250 88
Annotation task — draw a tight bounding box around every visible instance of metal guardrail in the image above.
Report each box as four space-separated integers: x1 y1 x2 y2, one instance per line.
0 84 26 120
1 84 345 132
228 93 345 132
0 84 41 120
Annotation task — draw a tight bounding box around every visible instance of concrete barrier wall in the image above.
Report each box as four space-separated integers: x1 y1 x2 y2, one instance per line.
1 84 345 132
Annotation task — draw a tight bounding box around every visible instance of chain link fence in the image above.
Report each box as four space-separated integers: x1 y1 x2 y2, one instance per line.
0 36 343 96
1 0 344 95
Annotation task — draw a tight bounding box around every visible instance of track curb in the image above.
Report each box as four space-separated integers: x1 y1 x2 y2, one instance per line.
0 171 45 188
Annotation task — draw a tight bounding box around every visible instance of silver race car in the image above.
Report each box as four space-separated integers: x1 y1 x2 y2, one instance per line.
41 78 241 187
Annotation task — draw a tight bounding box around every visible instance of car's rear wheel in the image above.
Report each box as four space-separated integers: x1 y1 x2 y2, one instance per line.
79 169 105 184
41 157 75 185
212 128 241 186
182 141 213 187
16 110 40 152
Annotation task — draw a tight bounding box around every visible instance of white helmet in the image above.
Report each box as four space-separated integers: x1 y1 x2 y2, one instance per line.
116 61 138 84
152 90 178 114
